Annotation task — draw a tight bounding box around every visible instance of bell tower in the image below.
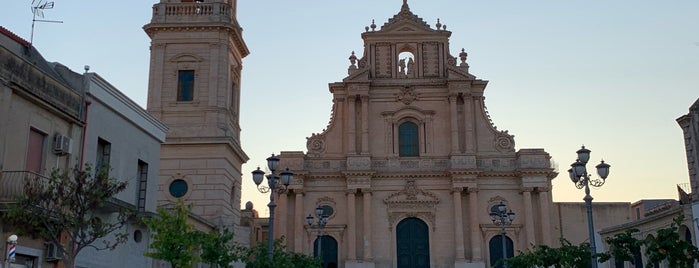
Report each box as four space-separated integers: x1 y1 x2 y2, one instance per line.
144 0 249 229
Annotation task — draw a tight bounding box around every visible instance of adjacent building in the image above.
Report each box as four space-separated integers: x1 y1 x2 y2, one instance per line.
0 25 83 267
0 25 167 268
678 98 699 252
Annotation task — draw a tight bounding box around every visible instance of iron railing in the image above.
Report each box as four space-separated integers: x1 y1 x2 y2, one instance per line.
0 170 49 202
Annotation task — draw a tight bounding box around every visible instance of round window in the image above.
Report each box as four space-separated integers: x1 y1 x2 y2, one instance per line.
320 204 334 217
169 179 188 198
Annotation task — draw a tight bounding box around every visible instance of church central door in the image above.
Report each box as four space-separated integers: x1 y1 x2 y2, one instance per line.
396 217 430 268
314 235 338 268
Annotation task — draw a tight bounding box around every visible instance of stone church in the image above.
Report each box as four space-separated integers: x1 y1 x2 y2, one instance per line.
275 2 558 268
138 1 635 268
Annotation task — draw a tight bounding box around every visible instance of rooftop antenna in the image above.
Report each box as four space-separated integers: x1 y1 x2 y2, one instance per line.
30 0 63 46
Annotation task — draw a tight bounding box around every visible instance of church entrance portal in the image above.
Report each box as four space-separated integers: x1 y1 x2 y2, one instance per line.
489 235 514 268
396 217 430 268
314 235 338 268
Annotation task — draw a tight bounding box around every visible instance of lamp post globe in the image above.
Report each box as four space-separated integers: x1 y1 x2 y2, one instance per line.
490 202 515 268
307 206 329 264
569 145 610 268
251 153 293 263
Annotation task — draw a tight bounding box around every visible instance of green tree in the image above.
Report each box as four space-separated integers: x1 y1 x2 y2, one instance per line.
237 237 321 268
598 228 643 265
143 199 202 268
644 215 699 268
2 165 130 268
200 228 238 267
504 238 592 268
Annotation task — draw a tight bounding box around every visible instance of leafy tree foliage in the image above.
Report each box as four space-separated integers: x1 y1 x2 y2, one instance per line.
143 199 203 268
504 238 592 268
506 215 699 268
200 228 238 267
143 199 239 268
598 228 643 265
644 216 699 268
235 237 321 268
2 165 130 268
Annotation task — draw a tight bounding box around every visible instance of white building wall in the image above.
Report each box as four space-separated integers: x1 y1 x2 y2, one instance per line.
75 73 167 268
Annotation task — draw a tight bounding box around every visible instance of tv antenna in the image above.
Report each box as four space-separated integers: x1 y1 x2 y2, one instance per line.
30 0 63 45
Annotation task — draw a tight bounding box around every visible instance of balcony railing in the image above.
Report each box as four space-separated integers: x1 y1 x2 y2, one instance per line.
150 2 233 24
0 170 49 202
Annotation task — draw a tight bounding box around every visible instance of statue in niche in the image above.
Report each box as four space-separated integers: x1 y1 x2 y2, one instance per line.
407 57 415 77
399 58 407 77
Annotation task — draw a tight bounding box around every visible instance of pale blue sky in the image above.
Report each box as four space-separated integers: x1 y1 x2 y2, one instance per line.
2 1 698 215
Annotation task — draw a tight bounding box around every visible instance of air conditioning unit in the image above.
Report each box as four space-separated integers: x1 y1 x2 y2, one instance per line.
53 134 72 155
45 242 64 261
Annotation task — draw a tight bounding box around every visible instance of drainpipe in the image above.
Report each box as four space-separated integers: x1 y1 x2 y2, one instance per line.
79 67 90 170
79 100 90 170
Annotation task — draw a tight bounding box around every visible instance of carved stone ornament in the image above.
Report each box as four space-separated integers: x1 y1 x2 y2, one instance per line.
395 86 419 105
494 130 515 152
306 134 326 154
383 179 440 230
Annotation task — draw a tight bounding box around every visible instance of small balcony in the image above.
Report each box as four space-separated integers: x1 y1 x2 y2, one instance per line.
0 170 48 203
149 2 234 24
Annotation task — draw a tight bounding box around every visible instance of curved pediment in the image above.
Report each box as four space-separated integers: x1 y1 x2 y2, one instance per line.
383 179 440 230
383 179 439 205
169 53 203 63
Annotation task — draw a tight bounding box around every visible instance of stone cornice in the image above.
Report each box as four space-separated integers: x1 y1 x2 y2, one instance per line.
144 24 249 58
342 171 376 177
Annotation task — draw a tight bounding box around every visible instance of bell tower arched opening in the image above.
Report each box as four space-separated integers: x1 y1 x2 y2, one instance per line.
398 51 416 78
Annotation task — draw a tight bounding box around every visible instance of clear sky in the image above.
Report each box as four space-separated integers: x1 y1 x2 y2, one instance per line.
2 1 698 216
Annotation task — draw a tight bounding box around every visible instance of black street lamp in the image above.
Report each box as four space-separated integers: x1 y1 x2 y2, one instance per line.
490 202 515 268
252 154 293 263
306 206 328 263
568 145 611 268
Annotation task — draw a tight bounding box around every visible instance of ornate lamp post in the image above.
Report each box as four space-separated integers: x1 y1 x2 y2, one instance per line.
252 154 293 263
306 206 328 262
568 145 610 268
490 202 515 268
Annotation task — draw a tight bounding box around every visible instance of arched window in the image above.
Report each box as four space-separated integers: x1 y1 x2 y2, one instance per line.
399 122 419 157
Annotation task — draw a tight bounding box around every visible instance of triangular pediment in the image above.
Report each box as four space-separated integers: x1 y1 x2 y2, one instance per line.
343 68 370 82
378 2 434 33
447 65 477 80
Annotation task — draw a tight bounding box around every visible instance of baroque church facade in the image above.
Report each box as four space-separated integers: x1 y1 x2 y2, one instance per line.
275 2 558 268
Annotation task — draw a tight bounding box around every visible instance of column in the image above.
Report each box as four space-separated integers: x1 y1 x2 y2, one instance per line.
363 189 373 260
468 188 482 261
522 189 536 246
148 43 166 115
293 190 304 252
347 190 357 260
207 43 221 107
539 189 553 245
449 95 459 153
277 192 288 240
452 188 465 260
464 95 475 153
348 96 357 154
361 95 369 154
